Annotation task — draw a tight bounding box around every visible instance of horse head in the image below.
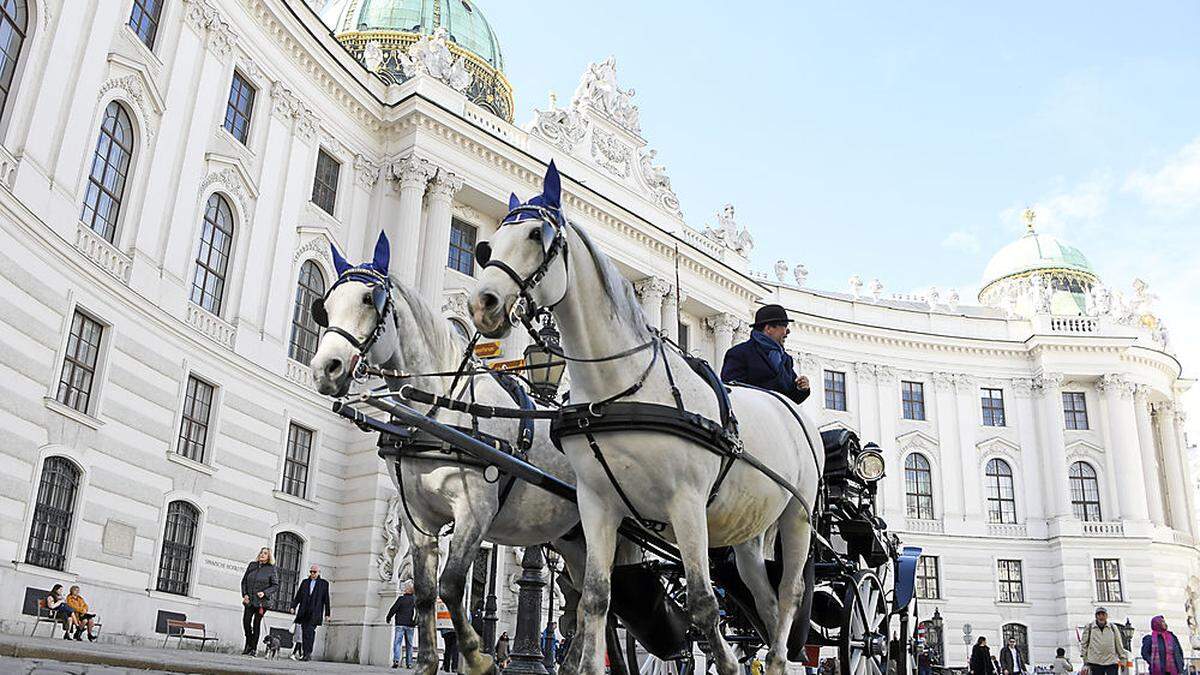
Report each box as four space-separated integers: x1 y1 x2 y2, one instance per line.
310 231 395 396
470 160 570 338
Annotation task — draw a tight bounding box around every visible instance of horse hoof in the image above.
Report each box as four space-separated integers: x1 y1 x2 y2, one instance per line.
466 653 496 675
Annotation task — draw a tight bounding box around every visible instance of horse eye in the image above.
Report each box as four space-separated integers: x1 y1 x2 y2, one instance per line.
362 293 373 305
528 227 542 241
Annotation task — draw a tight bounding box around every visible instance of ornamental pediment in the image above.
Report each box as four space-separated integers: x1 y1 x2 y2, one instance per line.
202 152 259 201
1065 439 1105 460
976 435 1021 459
896 430 939 457
98 54 167 137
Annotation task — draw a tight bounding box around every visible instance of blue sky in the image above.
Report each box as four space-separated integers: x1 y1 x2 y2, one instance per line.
482 1 1200 431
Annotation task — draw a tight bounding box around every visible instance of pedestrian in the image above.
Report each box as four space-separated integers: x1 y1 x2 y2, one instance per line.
541 621 560 672
1081 607 1127 675
387 582 417 669
970 637 995 675
45 584 78 638
720 304 811 404
240 547 278 656
1052 647 1073 675
919 648 933 675
1000 637 1028 675
495 631 511 669
291 563 331 662
1141 616 1184 675
65 585 98 641
441 627 459 673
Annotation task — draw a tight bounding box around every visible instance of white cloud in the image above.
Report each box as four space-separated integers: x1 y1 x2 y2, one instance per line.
941 230 980 254
999 173 1114 236
1124 136 1200 211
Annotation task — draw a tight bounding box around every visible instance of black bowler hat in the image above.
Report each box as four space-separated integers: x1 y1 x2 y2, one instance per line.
751 304 793 328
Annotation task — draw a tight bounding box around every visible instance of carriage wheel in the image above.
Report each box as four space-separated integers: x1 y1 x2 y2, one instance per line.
838 571 889 675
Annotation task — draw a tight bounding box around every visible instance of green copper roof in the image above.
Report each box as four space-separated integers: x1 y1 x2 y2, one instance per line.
981 230 1096 287
354 0 503 69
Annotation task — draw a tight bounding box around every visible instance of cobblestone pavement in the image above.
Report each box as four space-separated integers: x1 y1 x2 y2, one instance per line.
0 633 412 674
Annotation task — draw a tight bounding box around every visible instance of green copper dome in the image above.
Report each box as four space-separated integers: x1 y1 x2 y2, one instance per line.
350 0 503 69
980 230 1095 287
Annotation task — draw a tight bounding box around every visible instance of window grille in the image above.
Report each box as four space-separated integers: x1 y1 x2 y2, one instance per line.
271 532 304 612
25 457 81 571
156 501 200 596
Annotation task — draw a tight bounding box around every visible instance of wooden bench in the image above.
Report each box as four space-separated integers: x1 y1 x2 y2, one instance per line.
29 598 64 637
162 619 218 651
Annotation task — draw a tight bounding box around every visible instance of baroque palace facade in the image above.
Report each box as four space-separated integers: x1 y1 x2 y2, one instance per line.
0 0 1196 666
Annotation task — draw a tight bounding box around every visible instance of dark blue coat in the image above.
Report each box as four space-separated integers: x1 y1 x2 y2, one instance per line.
291 577 330 626
720 335 809 404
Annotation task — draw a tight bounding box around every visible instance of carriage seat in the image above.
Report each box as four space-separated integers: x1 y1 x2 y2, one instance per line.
819 428 858 485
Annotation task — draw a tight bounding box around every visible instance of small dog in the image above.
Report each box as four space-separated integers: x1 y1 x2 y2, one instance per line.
262 634 282 659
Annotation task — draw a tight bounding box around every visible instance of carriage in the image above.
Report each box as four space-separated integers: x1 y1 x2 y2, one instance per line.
332 386 922 675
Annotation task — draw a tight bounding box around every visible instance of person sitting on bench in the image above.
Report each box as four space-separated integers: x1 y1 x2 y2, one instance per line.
65 585 98 641
45 584 79 638
720 304 810 404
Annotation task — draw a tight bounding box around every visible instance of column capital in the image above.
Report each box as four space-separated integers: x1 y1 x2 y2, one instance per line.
1098 373 1135 398
953 373 978 392
1010 377 1036 398
354 154 384 189
1034 371 1064 396
1133 383 1153 403
389 155 436 191
733 322 751 343
633 276 671 300
855 362 877 382
875 365 898 385
932 371 956 392
427 169 465 200
798 353 821 372
1153 401 1177 419
270 81 302 120
704 313 740 336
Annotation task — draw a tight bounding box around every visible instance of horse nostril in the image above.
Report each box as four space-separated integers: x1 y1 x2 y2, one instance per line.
325 358 342 377
479 292 500 311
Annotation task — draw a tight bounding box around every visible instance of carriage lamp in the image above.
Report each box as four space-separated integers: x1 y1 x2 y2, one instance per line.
854 445 886 482
524 319 567 399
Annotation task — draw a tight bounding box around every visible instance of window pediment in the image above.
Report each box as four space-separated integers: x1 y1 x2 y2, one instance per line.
977 436 1021 461
897 429 939 458
100 54 165 133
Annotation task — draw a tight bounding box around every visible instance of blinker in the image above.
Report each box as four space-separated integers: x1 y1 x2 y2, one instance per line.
311 298 328 327
475 241 492 265
372 285 389 316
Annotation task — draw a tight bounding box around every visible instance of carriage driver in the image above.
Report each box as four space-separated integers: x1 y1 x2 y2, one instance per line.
720 304 810 404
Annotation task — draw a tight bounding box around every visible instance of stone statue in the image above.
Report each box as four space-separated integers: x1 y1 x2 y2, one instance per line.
398 27 472 93
947 289 960 312
571 56 641 133
774 260 789 283
1028 274 1050 314
927 286 940 308
702 204 753 256
377 496 412 585
869 278 883 301
793 264 808 287
363 40 384 73
640 149 671 191
849 275 863 298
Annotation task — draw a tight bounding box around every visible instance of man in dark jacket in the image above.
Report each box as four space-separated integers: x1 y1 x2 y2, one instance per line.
386 582 417 669
720 304 810 404
291 564 331 662
999 637 1027 675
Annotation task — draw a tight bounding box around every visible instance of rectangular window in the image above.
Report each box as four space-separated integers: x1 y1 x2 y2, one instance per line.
128 0 163 49
901 381 926 421
282 423 314 499
1063 391 1089 430
1094 559 1123 602
56 311 105 414
176 376 215 462
447 219 477 276
981 388 1006 426
679 323 690 354
310 149 340 216
824 370 847 411
223 72 256 144
997 559 1024 603
915 555 940 600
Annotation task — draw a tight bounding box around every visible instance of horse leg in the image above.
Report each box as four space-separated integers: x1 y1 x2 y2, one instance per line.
668 499 739 675
765 499 812 675
732 535 779 639
565 487 620 675
439 515 493 675
553 546 586 675
409 524 442 675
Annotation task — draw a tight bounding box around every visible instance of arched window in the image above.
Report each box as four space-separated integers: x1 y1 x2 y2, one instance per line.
271 532 304 612
904 453 934 520
25 457 81 571
0 0 27 124
190 194 235 316
156 501 200 596
289 261 326 364
128 0 164 50
1069 461 1102 522
80 102 135 243
985 458 1017 524
1002 623 1029 659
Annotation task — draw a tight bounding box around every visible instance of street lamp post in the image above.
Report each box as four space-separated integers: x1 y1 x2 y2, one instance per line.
481 544 500 656
506 546 549 675
544 548 563 674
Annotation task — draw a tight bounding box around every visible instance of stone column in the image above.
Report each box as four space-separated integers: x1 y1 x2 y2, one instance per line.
633 277 670 332
734 322 751 345
953 375 983 522
1155 403 1194 536
661 290 687 342
417 168 465 301
933 372 964 522
1011 377 1048 521
1036 373 1074 520
800 354 822 407
855 363 880 444
389 156 435 287
1134 386 1167 525
706 314 739 372
1098 374 1150 522
875 367 904 520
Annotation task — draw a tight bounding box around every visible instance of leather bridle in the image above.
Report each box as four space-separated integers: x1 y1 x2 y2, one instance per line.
311 267 393 374
475 204 570 328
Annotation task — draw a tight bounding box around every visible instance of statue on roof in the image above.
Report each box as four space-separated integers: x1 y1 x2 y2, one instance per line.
774 260 789 283
703 204 754 257
572 56 641 133
793 264 808 287
398 27 472 92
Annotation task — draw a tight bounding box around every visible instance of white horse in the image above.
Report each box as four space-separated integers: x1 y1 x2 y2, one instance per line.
469 163 824 675
311 232 585 675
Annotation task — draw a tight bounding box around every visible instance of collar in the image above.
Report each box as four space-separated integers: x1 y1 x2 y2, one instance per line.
751 330 783 351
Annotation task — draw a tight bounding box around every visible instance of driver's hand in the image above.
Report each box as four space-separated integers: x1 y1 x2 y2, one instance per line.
796 375 810 391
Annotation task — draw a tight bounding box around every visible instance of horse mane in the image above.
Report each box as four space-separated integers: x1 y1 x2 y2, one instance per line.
390 280 462 371
569 222 651 340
